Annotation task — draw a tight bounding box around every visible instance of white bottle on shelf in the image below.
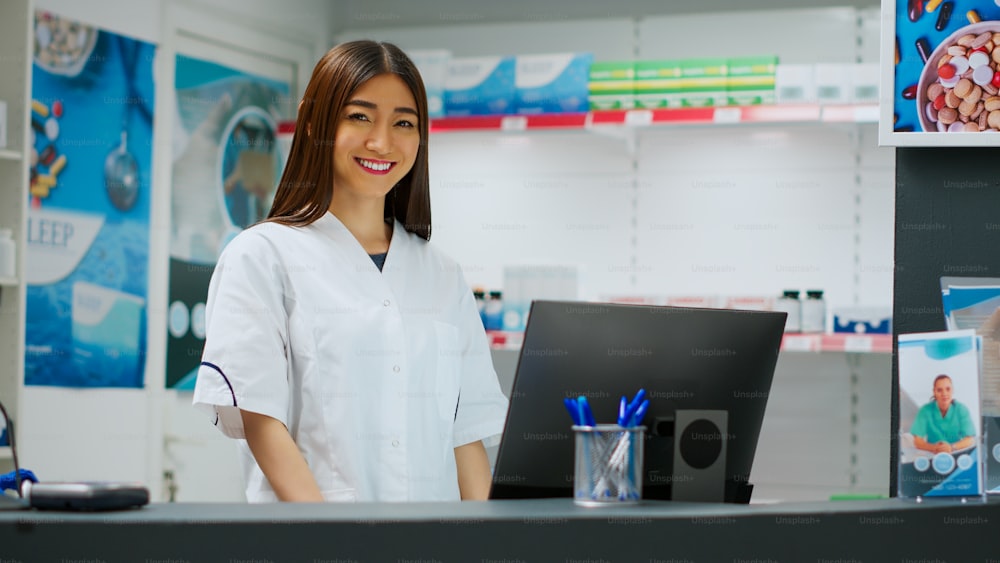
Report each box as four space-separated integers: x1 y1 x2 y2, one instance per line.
774 290 801 333
0 228 14 280
800 289 826 333
485 290 504 331
473 288 486 327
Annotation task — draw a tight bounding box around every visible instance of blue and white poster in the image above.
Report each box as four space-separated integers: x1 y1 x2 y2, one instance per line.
898 329 984 498
25 11 155 388
166 54 289 389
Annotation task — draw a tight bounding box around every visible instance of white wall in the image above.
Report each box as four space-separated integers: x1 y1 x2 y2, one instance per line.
19 0 328 501
339 18 636 60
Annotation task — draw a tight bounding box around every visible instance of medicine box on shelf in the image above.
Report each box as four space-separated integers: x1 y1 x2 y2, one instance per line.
443 56 516 117
727 56 777 106
588 60 635 110
813 63 853 104
851 63 879 104
407 49 451 118
678 58 728 107
634 58 734 109
832 306 892 334
634 59 683 109
514 52 593 114
775 64 817 104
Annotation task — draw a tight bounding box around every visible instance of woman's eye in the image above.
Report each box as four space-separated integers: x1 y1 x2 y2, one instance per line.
347 112 370 122
396 119 416 128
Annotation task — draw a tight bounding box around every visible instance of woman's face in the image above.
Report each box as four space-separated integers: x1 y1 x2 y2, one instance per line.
331 73 421 204
933 377 953 408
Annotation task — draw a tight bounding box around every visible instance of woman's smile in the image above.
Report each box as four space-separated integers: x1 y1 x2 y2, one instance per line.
355 157 395 175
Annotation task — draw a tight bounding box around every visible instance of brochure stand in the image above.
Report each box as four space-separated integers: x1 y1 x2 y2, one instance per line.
939 277 1000 496
897 330 986 502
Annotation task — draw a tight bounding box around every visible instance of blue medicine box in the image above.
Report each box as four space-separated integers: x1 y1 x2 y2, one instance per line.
832 307 892 334
407 49 451 118
515 52 594 114
444 56 516 116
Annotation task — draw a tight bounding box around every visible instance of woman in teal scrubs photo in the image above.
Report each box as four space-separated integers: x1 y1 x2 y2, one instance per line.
911 374 976 454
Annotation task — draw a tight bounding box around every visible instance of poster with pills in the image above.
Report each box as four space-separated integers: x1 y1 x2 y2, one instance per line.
898 330 984 498
881 0 1000 145
166 54 289 389
24 11 155 387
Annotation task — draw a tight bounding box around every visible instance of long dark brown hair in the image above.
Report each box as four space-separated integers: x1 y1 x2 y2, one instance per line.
266 40 431 240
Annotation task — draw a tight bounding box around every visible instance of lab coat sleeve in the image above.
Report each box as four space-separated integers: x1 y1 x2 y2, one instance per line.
451 276 510 448
192 230 290 439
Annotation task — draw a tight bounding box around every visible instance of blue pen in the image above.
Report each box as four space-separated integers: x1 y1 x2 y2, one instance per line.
617 396 628 427
578 396 596 427
626 398 649 500
573 397 589 500
564 397 582 425
623 389 647 426
629 399 650 427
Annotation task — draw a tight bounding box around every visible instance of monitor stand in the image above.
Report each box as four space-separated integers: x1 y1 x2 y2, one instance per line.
672 409 728 503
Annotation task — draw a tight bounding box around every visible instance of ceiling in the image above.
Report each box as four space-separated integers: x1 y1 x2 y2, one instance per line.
330 0 880 33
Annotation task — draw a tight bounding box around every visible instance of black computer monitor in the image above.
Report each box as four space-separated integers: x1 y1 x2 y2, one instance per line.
489 300 786 504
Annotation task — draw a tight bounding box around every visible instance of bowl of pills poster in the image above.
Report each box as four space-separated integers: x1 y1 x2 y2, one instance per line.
884 0 1000 145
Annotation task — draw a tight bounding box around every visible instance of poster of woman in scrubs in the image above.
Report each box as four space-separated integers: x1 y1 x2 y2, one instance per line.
166 54 288 389
25 11 154 388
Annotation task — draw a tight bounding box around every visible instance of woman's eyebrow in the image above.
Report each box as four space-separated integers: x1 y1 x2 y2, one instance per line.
346 99 418 116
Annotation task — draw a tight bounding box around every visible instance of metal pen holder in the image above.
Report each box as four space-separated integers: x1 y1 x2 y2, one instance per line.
572 424 645 506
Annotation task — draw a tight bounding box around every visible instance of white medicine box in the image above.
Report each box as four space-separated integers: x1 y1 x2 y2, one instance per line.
813 63 853 104
851 63 880 104
406 49 451 118
775 64 816 104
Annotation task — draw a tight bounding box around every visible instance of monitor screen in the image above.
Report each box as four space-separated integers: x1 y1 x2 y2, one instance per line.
489 300 786 503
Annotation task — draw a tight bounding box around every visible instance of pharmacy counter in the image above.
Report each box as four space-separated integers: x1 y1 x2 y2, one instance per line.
1 497 997 561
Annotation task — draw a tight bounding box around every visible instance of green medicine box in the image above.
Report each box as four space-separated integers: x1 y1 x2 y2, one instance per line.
678 58 728 108
727 56 778 106
633 59 683 109
588 61 635 110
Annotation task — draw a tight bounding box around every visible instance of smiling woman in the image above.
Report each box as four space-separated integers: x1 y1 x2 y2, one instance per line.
268 40 432 240
330 73 421 252
191 40 510 504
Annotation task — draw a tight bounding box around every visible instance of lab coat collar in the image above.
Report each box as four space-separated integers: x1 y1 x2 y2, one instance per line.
311 211 406 275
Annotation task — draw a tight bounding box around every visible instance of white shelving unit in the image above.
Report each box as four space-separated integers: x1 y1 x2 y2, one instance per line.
347 5 892 502
0 0 31 473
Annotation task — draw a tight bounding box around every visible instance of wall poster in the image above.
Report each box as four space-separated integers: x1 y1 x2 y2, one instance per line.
166 54 289 389
25 10 155 388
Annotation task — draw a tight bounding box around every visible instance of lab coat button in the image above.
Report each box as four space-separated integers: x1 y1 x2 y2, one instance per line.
383 299 391 307
392 365 401 373
391 439 400 447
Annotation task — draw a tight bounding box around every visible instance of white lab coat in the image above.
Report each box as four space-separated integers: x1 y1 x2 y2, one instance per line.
192 212 509 502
